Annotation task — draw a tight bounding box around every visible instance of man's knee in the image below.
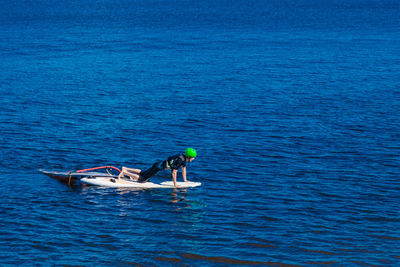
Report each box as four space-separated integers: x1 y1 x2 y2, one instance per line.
138 175 149 183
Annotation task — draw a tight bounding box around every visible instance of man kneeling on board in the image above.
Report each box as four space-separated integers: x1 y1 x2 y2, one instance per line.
118 148 197 188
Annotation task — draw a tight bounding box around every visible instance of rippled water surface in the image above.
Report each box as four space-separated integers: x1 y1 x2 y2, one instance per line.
1 0 400 266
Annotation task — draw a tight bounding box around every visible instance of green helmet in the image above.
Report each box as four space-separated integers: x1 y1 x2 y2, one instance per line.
185 148 197 158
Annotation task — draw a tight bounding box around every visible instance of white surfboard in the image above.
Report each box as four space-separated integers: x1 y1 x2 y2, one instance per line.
160 181 201 188
80 177 201 188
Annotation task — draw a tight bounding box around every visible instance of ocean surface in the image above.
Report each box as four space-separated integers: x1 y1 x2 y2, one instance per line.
1 0 400 266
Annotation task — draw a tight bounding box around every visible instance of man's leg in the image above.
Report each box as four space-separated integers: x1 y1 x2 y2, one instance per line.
118 167 141 180
137 161 162 183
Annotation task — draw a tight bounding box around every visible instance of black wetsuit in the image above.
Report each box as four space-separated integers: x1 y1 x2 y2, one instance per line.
138 154 187 183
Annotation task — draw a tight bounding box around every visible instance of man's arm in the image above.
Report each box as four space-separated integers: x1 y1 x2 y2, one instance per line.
181 166 189 182
172 169 179 188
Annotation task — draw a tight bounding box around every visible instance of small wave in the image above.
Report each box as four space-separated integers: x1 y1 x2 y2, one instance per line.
180 252 300 266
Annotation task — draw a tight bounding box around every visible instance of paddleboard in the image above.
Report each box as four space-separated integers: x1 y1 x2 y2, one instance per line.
80 177 201 188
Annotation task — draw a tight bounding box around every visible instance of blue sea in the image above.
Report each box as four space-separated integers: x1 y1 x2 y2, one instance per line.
1 0 400 265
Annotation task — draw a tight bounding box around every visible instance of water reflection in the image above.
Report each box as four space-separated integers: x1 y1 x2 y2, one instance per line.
77 184 205 218
170 188 188 204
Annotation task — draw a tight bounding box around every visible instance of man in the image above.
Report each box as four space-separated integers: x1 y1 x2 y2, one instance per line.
118 148 197 188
